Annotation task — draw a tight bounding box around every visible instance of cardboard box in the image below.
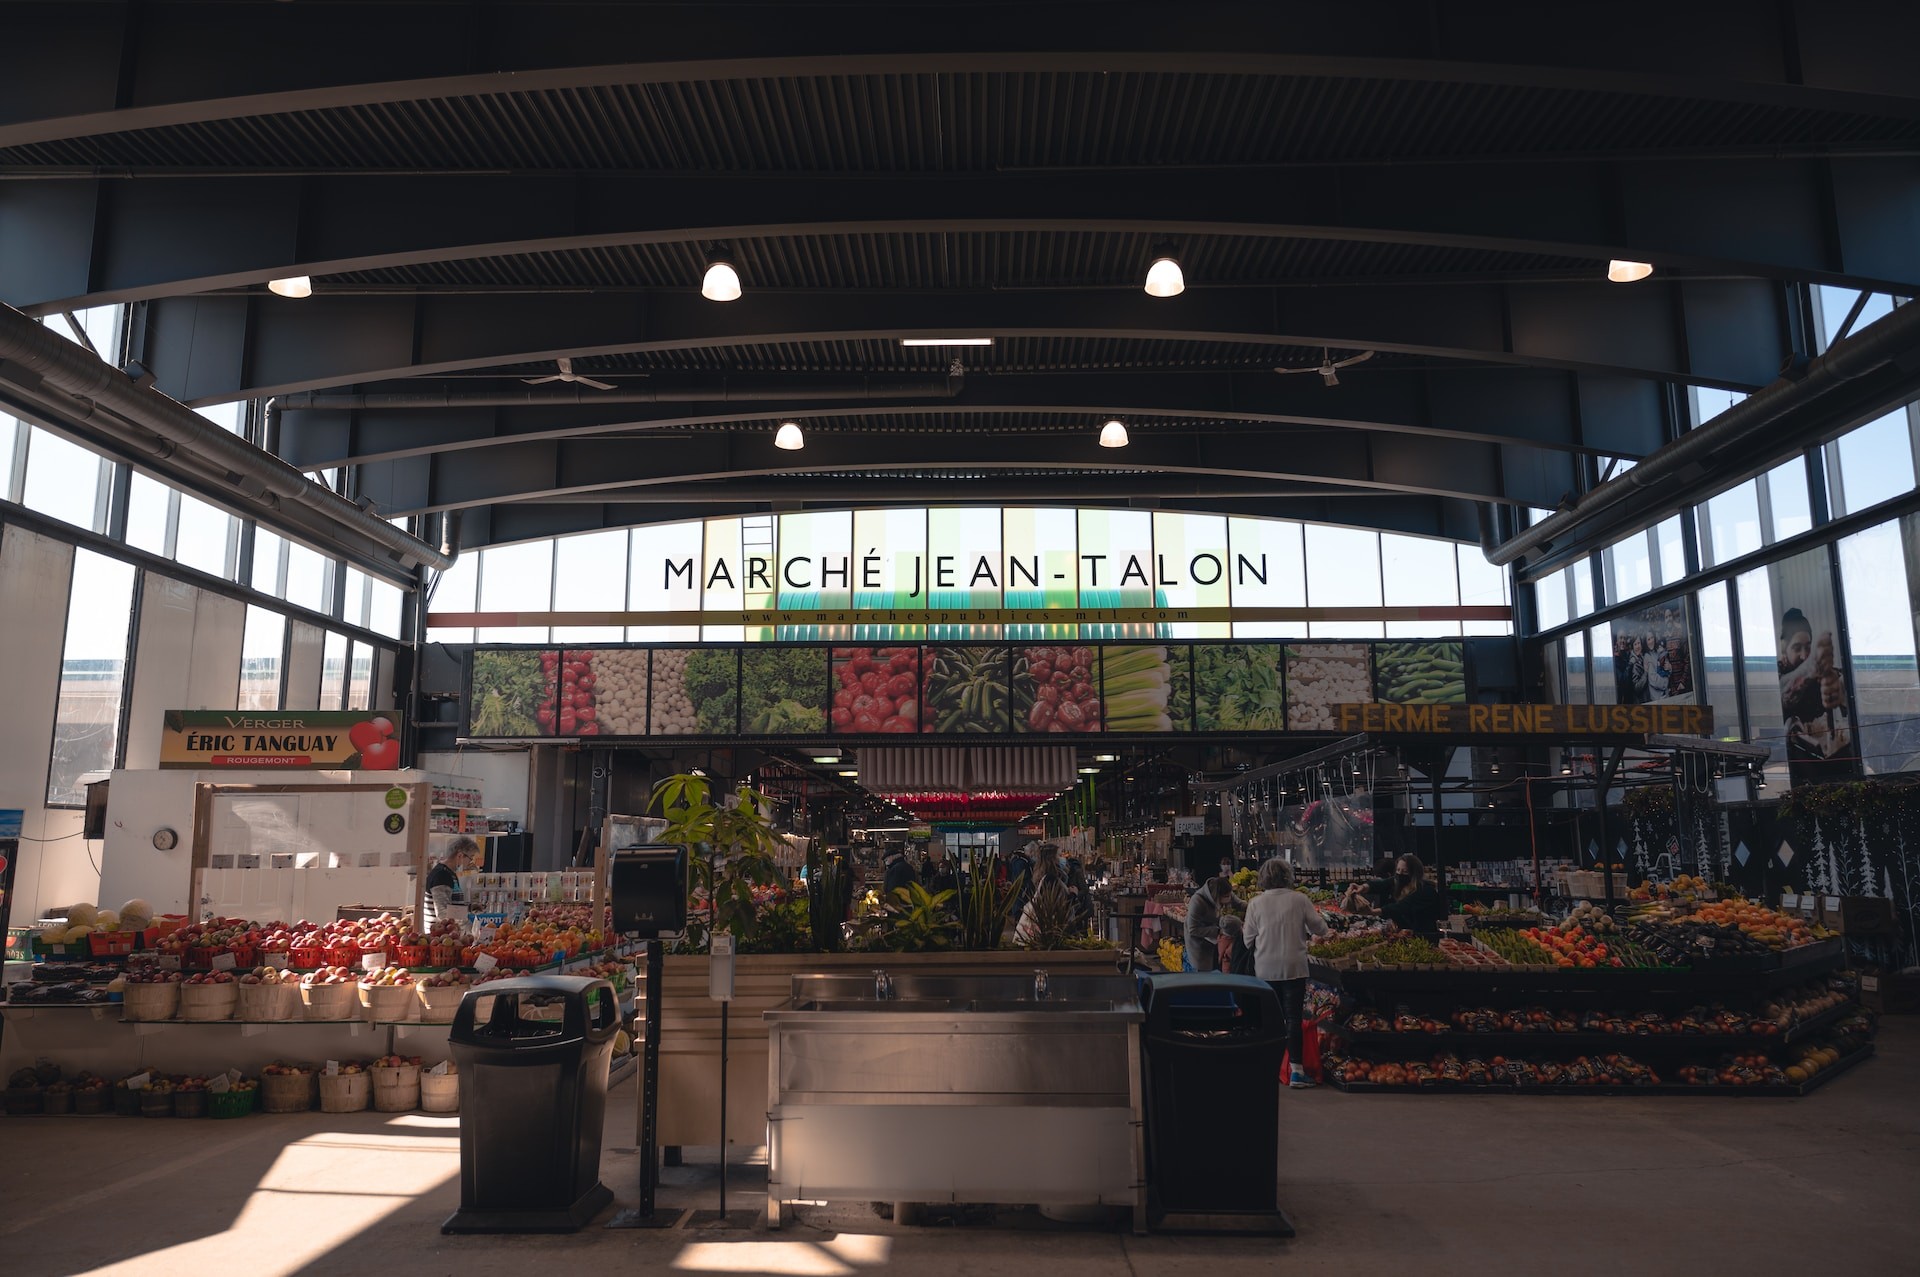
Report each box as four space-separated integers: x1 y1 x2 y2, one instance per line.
1859 972 1920 1015
1817 896 1896 936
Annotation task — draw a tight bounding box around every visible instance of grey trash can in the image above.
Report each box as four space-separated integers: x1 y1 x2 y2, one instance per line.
442 974 620 1233
1139 972 1292 1234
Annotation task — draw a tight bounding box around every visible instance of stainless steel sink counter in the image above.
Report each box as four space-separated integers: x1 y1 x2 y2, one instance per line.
764 970 1146 1230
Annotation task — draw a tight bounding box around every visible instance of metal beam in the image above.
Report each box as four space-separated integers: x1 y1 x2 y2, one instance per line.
5 2 1919 145
352 426 1567 516
276 367 1668 469
9 159 1920 311
466 492 1485 550
142 281 1790 405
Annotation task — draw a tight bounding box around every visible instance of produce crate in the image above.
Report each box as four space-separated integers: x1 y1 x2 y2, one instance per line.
289 945 327 970
111 1084 142 1116
177 983 238 1021
300 983 357 1021
88 931 139 957
174 1089 209 1118
121 982 181 1022
209 1086 259 1119
392 944 428 967
140 1089 175 1118
43 1086 73 1116
4 1087 45 1116
73 1086 108 1115
420 1069 458 1113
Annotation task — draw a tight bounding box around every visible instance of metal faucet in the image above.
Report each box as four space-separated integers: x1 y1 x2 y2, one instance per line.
873 969 893 1000
1033 969 1051 1001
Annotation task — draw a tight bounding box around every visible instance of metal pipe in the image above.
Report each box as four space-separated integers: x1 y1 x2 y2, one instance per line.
1483 299 1920 568
0 302 451 573
268 370 964 415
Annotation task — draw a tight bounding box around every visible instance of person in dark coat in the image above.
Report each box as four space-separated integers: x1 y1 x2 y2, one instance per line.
924 839 960 896
1184 875 1233 972
882 846 919 898
1219 915 1255 976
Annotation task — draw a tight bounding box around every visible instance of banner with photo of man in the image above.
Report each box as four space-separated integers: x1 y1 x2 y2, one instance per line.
1610 599 1695 704
1768 546 1857 785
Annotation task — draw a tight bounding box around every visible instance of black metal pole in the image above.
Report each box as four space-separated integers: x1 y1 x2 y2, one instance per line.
718 999 729 1218
639 937 664 1218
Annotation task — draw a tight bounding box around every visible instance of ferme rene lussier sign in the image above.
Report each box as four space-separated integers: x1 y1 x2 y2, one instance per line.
160 711 401 769
1334 702 1713 737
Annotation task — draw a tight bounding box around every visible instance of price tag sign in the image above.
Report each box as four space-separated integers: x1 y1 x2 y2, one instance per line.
361 951 387 972
1781 893 1800 910
427 1060 451 1076
209 1074 231 1093
1824 896 1841 912
126 1072 152 1091
210 952 237 972
265 952 289 970
156 954 181 971
324 1060 339 1076
472 953 498 973
227 1068 243 1084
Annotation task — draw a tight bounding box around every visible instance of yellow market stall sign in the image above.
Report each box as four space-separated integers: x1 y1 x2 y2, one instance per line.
159 710 402 770
1333 702 1713 737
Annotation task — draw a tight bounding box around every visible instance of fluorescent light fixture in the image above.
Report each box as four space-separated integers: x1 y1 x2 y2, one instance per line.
810 755 840 764
838 769 859 777
1078 766 1101 774
900 337 993 347
267 276 312 299
1094 753 1119 762
774 421 805 450
1098 418 1130 448
701 246 742 301
1144 243 1184 298
1607 259 1654 283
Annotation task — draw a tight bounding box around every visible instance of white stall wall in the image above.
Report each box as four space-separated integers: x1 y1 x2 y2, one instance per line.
418 749 529 825
99 769 447 919
0 525 88 919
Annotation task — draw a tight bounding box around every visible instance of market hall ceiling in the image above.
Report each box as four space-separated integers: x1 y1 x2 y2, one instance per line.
4 1 1919 552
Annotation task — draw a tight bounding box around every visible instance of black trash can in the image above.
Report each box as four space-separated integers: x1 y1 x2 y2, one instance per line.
1139 972 1292 1234
442 974 620 1233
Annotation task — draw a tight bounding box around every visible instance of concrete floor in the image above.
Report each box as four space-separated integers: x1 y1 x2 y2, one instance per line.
3 1019 1917 1277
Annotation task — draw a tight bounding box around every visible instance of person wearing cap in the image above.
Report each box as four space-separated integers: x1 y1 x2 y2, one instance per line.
425 835 480 927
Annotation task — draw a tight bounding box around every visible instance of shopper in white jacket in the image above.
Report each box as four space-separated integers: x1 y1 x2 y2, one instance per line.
1241 858 1328 1088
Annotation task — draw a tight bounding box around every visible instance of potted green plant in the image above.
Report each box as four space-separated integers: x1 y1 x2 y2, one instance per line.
651 773 786 952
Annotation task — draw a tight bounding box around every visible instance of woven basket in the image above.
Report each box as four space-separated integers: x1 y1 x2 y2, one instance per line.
300 982 358 1021
261 1070 316 1113
140 1088 175 1118
73 1085 108 1115
173 1088 209 1118
416 984 465 1024
317 1071 370 1113
236 982 301 1022
43 1086 73 1116
177 982 238 1022
372 1063 421 1112
359 982 418 1023
122 982 181 1022
419 1070 459 1113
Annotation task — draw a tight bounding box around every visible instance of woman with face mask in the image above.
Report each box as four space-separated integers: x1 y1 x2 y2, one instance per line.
1349 853 1445 939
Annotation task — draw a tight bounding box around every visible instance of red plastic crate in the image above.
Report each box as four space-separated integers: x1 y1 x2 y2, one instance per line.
88 931 138 957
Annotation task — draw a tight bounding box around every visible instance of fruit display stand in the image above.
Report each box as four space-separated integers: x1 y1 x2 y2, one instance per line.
1314 925 1876 1096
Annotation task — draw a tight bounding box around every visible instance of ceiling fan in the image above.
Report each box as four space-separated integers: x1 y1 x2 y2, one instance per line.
1274 347 1376 386
522 357 615 390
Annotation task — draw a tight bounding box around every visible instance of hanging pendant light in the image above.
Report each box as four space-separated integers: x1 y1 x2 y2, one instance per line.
773 421 805 450
1607 259 1654 283
702 245 742 301
1098 418 1130 448
1143 243 1185 298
